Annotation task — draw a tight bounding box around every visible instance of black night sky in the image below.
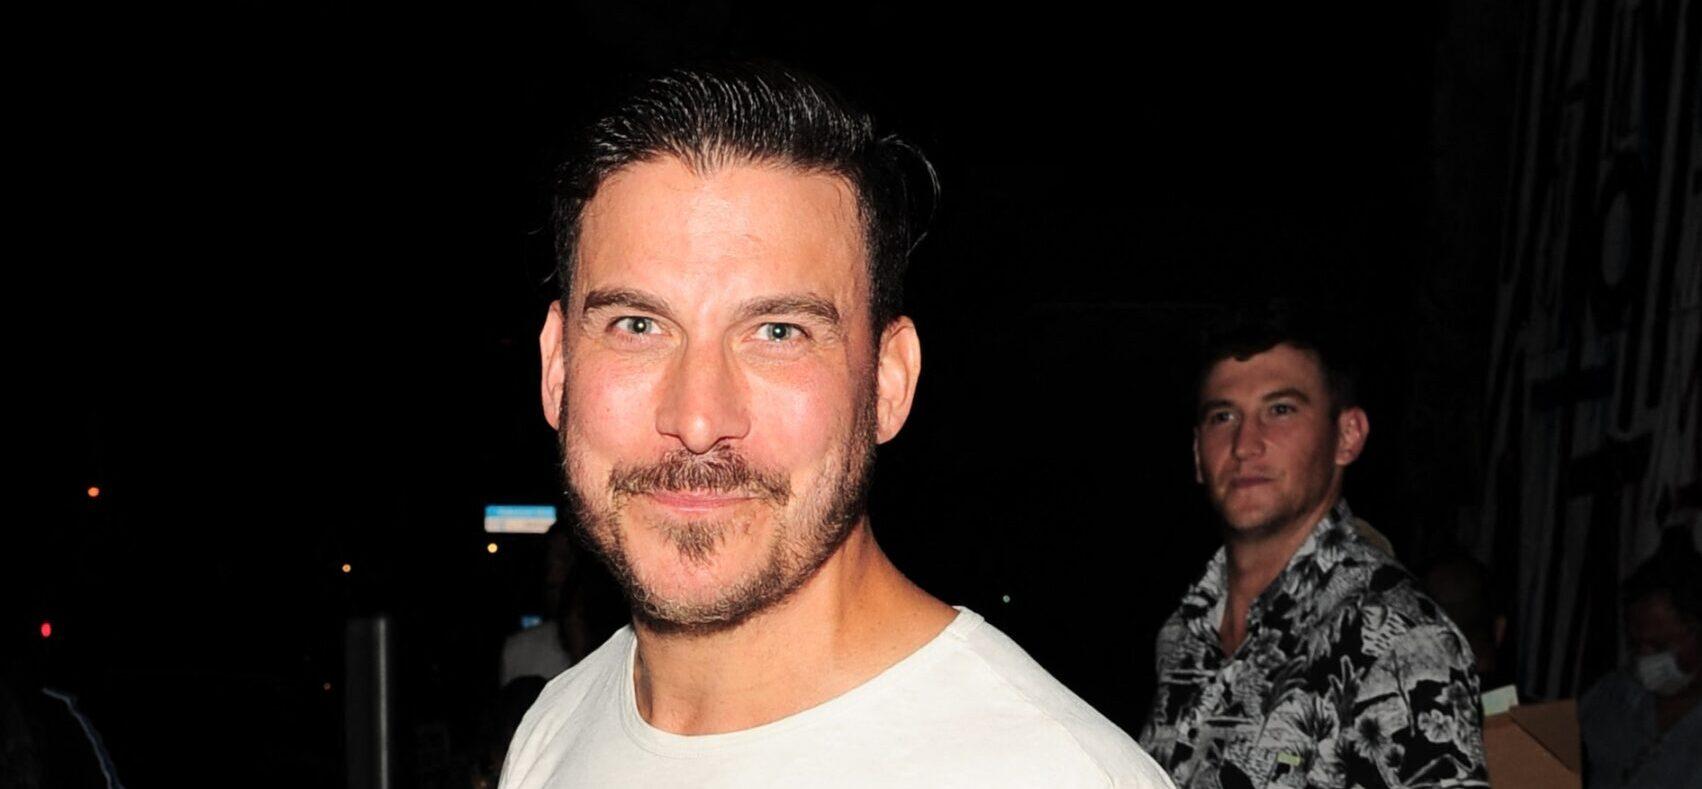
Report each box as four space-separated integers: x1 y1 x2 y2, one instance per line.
12 2 1562 784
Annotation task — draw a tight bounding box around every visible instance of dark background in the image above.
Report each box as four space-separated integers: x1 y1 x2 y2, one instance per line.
11 1 1546 785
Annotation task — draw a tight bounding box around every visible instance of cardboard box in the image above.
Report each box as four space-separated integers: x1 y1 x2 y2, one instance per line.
1484 699 1581 789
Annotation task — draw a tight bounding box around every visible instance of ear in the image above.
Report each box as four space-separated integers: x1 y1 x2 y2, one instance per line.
1192 428 1204 485
1333 406 1369 467
874 316 922 444
541 300 567 430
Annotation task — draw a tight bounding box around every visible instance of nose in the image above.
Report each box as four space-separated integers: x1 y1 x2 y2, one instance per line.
1231 419 1264 461
655 338 751 454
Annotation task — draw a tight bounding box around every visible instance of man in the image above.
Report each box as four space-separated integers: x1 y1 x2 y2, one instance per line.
498 525 578 689
1578 523 1702 788
1139 312 1488 788
498 521 625 688
1420 552 1517 713
500 62 1172 788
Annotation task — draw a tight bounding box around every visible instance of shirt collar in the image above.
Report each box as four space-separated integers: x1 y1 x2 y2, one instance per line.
1179 499 1357 639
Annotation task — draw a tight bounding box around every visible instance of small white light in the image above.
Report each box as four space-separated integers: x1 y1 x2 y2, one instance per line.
1001 594 1011 604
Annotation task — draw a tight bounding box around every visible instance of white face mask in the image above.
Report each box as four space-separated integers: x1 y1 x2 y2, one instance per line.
1634 650 1696 696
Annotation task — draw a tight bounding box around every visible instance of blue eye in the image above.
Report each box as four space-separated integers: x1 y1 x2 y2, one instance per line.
614 317 656 334
760 323 803 342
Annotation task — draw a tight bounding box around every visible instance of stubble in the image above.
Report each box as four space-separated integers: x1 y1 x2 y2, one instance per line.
558 389 878 634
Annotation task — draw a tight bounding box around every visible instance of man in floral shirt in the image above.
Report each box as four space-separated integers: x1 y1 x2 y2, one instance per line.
1139 313 1487 788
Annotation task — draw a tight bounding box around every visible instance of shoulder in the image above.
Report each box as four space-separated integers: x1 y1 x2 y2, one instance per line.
501 627 633 783
1580 670 1644 719
1295 540 1488 783
527 625 630 715
504 624 559 651
1314 564 1479 725
1152 608 1190 662
1324 546 1472 666
934 611 1175 787
1153 553 1223 662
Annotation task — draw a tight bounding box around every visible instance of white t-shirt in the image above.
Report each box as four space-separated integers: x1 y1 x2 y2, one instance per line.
500 608 1174 788
500 623 574 687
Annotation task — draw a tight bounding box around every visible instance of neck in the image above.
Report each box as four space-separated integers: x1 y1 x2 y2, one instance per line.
1223 495 1340 611
628 519 956 735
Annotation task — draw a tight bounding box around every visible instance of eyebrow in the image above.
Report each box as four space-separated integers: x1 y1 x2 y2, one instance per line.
1196 388 1313 420
1262 387 1312 404
1198 399 1233 421
579 287 843 332
580 288 673 319
732 294 842 328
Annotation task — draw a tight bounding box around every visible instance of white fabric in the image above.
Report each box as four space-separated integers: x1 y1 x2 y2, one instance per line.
500 623 574 687
500 608 1174 788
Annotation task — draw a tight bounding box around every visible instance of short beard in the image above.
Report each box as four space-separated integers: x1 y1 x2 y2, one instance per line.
1219 509 1297 545
607 447 792 568
1214 476 1339 548
560 391 878 635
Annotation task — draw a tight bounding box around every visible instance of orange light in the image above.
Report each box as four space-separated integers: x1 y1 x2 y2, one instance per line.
40 621 52 638
322 682 332 692
86 486 101 498
340 563 352 574
486 542 499 555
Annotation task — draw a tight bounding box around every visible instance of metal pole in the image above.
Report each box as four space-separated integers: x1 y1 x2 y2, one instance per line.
344 615 395 789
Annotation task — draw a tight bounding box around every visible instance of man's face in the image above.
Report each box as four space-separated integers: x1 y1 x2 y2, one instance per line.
1193 344 1368 540
1627 592 1701 674
540 157 918 631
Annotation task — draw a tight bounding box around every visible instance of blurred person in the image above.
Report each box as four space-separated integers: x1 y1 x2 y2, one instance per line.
1579 522 1702 788
472 676 548 789
497 527 576 688
499 61 1173 788
498 522 623 687
479 528 627 788
1350 515 1397 558
1421 553 1516 703
1139 307 1488 788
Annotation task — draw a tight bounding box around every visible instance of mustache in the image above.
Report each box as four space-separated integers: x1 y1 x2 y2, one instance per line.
608 447 792 504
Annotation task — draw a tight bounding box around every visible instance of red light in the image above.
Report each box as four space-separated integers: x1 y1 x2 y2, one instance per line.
39 621 52 638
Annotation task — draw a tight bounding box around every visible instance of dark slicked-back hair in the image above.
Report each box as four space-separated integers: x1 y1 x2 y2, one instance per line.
1196 301 1362 416
552 61 935 339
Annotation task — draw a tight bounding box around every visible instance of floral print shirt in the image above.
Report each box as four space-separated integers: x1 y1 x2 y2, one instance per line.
1139 501 1488 788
